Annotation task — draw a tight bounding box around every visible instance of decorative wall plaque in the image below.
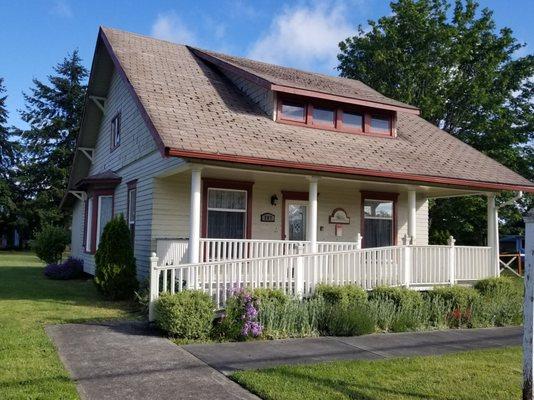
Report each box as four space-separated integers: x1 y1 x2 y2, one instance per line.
260 212 275 222
329 208 350 224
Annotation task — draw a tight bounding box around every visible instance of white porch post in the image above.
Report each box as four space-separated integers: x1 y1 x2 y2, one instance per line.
523 210 534 399
487 193 499 276
189 167 202 264
407 190 417 245
308 177 319 253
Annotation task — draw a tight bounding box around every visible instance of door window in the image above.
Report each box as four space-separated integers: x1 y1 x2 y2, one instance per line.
286 201 307 241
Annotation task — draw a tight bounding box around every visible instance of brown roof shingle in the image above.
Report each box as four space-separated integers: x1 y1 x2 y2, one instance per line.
100 27 534 191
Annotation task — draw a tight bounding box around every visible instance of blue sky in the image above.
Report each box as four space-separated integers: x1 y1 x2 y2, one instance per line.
1 0 533 128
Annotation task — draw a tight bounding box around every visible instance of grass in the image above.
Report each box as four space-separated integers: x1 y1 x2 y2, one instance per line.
0 251 136 399
232 347 522 400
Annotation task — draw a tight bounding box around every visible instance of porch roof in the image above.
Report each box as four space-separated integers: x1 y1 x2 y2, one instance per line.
96 27 533 193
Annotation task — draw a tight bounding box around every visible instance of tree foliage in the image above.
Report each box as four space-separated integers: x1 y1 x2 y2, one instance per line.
16 51 87 235
338 0 533 242
0 78 20 245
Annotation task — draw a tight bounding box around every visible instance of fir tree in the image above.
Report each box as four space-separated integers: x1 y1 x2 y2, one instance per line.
17 50 87 230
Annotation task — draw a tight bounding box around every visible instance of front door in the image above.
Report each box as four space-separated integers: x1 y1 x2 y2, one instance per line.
285 200 308 241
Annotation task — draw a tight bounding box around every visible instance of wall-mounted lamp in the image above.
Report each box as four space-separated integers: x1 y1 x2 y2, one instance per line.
270 194 278 206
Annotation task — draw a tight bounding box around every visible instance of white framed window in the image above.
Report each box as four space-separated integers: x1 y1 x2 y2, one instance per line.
111 113 121 148
85 197 93 252
96 195 113 249
206 188 247 239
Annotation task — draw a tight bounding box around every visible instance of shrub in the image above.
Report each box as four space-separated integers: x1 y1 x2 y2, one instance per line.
44 257 84 280
428 286 480 328
31 225 69 264
429 286 480 310
369 286 423 309
314 284 367 306
322 303 376 336
258 297 325 339
217 288 262 340
94 215 138 300
155 291 214 339
474 277 522 297
252 288 290 305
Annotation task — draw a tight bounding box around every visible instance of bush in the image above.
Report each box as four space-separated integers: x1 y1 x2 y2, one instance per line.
31 225 69 264
216 288 262 340
155 291 214 339
44 257 84 280
369 286 423 309
474 277 522 297
429 286 480 310
314 284 367 306
322 303 376 336
252 288 290 306
94 215 138 300
258 297 325 339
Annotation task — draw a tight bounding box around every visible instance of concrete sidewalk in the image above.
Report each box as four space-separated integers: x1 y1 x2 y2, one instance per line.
183 326 522 375
46 321 258 400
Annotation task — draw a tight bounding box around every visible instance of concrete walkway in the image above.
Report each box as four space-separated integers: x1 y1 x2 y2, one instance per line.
46 321 258 400
183 326 522 375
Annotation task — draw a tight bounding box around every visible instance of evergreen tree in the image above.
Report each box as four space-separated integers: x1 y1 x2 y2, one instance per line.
17 51 87 231
0 78 19 245
338 0 533 243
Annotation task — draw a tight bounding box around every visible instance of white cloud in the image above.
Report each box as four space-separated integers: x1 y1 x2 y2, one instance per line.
51 0 73 18
151 12 196 45
247 1 356 74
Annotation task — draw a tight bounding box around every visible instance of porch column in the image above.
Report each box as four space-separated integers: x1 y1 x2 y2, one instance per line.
407 190 417 244
189 167 202 263
308 177 319 253
487 193 499 275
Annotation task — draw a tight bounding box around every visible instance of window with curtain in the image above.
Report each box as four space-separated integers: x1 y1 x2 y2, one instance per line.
207 189 247 238
363 199 394 248
96 195 113 248
85 197 93 252
127 186 137 246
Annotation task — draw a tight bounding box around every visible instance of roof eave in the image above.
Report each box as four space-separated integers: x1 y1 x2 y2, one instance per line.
166 147 534 193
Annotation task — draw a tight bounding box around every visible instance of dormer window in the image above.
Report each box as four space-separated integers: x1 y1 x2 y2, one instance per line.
370 115 391 134
277 96 395 137
312 106 335 127
281 102 306 122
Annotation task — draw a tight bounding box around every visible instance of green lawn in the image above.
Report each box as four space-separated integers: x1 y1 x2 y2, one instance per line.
0 252 135 399
232 347 522 400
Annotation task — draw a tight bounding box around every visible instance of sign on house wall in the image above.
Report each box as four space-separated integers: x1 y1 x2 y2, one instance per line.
329 208 350 224
260 212 275 222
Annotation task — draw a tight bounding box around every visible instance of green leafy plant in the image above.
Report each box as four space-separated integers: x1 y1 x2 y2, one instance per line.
155 291 215 339
322 303 376 336
314 284 367 306
474 277 522 297
94 215 138 300
252 288 290 306
369 286 423 309
31 225 69 264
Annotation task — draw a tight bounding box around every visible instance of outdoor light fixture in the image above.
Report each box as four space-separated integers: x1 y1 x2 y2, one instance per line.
270 194 278 206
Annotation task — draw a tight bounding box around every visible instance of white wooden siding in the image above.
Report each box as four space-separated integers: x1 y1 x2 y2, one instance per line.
72 69 184 277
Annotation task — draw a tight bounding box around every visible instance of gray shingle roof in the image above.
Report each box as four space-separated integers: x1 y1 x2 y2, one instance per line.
99 27 534 191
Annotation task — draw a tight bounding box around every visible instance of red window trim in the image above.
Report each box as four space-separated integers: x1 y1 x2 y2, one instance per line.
110 112 121 151
276 96 396 137
281 191 308 240
84 188 115 255
201 178 254 239
360 191 399 248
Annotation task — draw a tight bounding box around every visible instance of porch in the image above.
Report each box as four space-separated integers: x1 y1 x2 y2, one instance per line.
147 164 500 317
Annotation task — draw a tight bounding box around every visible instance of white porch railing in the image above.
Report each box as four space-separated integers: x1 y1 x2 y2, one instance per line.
149 238 495 320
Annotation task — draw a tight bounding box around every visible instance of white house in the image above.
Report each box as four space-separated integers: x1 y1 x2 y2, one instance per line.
63 27 534 309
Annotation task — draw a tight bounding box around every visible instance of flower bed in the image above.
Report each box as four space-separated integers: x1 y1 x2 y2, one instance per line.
154 277 523 341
